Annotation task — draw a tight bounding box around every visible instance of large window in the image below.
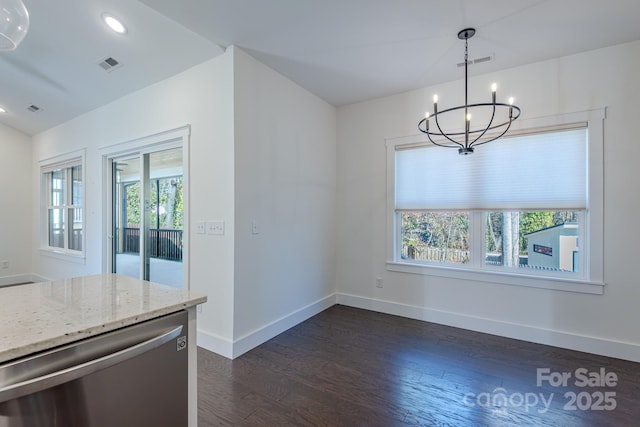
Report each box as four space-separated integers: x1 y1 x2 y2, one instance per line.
399 210 581 272
386 109 605 293
41 152 85 256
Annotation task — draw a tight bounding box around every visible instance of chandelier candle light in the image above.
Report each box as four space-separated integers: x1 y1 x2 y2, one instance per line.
418 28 521 155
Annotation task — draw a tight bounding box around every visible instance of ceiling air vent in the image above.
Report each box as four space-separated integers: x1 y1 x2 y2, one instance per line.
473 55 493 64
457 54 495 68
98 56 122 72
27 104 40 112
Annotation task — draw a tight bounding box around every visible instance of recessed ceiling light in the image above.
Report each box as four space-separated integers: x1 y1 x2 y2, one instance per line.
102 13 127 35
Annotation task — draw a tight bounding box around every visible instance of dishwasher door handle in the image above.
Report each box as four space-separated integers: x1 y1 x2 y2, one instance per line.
0 324 183 403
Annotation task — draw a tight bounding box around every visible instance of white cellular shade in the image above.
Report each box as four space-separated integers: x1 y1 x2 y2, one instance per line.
395 128 587 210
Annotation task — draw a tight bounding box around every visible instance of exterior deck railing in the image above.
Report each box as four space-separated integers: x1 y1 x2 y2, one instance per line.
118 228 183 261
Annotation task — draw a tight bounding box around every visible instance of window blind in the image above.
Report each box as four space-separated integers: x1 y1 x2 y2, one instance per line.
395 127 587 211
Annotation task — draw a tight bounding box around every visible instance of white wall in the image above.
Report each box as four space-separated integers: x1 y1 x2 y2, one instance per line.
231 48 337 356
336 40 640 362
0 124 32 285
31 51 237 345
29 46 338 358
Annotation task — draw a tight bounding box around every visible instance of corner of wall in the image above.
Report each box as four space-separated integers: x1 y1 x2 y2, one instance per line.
199 293 337 360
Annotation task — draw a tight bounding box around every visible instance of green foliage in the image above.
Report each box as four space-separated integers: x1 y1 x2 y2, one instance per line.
123 177 183 229
125 182 141 226
150 177 183 229
402 212 469 251
521 211 554 235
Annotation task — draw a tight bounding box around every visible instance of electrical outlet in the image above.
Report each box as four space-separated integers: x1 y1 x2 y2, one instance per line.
0 260 8 269
375 277 383 288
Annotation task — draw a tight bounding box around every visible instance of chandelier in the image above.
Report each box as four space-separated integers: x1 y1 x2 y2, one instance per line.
418 28 521 155
0 0 29 51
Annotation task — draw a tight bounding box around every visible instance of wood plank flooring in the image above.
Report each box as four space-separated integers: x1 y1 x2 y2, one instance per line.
198 305 640 426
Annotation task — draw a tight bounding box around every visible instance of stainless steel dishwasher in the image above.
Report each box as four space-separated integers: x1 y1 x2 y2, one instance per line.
0 310 189 427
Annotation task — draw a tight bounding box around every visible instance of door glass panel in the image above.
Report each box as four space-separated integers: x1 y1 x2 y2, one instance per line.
147 148 183 287
113 158 141 280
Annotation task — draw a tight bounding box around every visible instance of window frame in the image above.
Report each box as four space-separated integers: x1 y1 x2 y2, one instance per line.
40 149 86 261
385 109 605 294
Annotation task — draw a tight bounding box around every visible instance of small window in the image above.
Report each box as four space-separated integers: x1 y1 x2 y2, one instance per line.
41 151 85 256
401 211 470 264
484 210 581 273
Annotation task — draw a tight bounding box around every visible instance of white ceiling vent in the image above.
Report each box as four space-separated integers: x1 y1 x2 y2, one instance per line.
457 54 495 68
27 105 41 113
98 56 123 72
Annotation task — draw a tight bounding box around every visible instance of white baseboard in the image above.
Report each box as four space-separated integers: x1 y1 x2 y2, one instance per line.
197 330 234 359
197 293 337 359
29 273 50 283
0 273 49 287
336 293 640 363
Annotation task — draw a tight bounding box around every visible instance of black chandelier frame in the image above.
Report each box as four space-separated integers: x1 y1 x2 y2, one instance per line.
418 28 521 155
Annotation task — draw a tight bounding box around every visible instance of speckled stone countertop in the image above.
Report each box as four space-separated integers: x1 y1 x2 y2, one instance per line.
0 274 207 363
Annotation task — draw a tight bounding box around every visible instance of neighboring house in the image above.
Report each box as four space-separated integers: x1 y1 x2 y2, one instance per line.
526 223 579 272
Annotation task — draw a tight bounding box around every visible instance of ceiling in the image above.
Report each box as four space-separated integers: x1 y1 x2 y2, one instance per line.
2 0 640 135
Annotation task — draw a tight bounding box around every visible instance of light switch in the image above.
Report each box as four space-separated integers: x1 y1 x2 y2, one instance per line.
206 220 224 235
196 222 205 234
252 220 259 234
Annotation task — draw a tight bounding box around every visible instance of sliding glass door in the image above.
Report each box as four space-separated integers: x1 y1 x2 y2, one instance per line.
111 147 184 288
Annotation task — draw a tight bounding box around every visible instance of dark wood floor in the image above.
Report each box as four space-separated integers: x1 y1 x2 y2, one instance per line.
198 305 640 426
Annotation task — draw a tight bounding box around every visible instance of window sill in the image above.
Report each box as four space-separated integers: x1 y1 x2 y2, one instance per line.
39 248 86 265
386 261 605 295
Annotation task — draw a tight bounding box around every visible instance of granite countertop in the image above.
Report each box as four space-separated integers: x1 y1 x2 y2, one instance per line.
0 274 207 363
